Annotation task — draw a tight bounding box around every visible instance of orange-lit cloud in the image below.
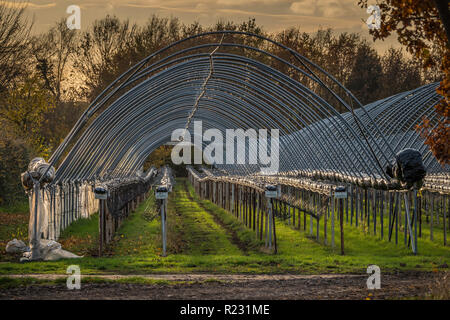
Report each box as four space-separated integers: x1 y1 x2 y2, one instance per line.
13 0 399 52
1 1 56 9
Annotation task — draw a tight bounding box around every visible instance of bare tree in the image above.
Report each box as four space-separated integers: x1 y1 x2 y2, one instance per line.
0 0 32 92
74 15 137 100
32 19 78 103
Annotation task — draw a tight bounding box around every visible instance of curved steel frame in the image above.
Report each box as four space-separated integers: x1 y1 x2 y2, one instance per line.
41 31 446 188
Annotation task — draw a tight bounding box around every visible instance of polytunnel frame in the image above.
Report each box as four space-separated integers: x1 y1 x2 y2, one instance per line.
39 30 442 187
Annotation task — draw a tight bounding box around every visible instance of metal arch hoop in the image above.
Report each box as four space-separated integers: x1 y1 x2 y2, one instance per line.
41 31 446 188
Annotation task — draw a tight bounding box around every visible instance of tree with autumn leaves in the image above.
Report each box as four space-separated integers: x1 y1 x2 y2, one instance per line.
359 0 449 165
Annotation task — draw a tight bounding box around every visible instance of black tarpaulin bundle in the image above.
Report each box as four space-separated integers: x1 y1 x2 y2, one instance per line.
386 148 426 188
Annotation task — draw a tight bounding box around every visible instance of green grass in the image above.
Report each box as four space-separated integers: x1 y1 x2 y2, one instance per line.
0 178 449 276
0 200 29 214
0 201 29 262
0 276 201 289
109 192 162 257
58 213 99 256
186 182 264 253
167 181 242 255
0 277 54 289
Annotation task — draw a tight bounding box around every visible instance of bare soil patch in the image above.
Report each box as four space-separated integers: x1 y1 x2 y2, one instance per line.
0 272 442 300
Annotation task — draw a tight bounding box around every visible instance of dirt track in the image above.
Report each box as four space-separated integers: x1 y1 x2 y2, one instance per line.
0 272 443 300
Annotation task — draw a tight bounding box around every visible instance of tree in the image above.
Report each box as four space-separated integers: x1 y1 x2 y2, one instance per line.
30 20 83 152
74 15 138 100
0 0 32 92
0 124 31 205
380 48 422 97
0 76 55 156
32 19 78 103
327 32 361 86
346 42 383 105
359 0 449 164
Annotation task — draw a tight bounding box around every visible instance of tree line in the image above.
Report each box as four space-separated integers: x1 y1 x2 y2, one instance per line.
0 2 443 205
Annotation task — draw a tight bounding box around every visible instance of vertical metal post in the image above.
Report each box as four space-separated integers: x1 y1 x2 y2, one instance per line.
355 189 359 227
345 186 349 223
430 192 434 241
324 195 329 245
99 199 105 257
414 190 418 253
395 193 399 245
266 197 272 249
339 197 344 255
231 184 235 215
350 185 354 226
161 198 167 257
373 190 376 235
331 196 335 247
31 182 41 260
404 193 416 254
310 193 314 236
380 191 384 239
268 198 273 250
444 195 447 246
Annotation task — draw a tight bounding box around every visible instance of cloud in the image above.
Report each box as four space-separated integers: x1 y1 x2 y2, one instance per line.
1 1 56 9
216 0 282 5
321 0 350 18
320 2 346 18
290 0 354 18
17 0 391 53
290 1 316 16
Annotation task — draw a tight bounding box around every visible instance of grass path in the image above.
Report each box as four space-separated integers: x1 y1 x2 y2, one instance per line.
167 180 242 255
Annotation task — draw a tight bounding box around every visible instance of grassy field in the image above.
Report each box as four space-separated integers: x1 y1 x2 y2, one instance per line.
0 178 449 276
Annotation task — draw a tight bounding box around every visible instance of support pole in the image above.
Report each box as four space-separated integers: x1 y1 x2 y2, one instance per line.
403 193 417 254
334 186 347 253
331 196 335 247
161 198 167 257
268 198 273 250
339 197 344 255
98 198 105 257
31 181 41 260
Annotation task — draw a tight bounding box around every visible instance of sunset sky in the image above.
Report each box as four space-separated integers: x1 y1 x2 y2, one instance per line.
12 0 399 52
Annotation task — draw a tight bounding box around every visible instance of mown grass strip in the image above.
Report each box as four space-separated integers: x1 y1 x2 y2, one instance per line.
109 192 163 256
167 180 242 256
185 180 264 253
58 213 99 256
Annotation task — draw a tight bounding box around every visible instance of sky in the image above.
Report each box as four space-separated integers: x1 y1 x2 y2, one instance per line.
8 0 400 52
